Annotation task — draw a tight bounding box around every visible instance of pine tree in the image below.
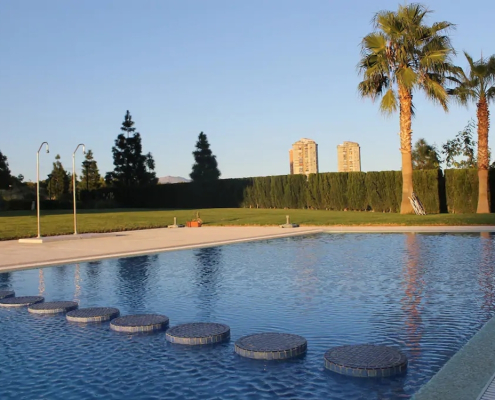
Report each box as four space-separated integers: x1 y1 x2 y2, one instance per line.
190 132 221 183
81 150 101 191
107 110 157 187
49 155 70 199
412 139 441 170
0 150 12 189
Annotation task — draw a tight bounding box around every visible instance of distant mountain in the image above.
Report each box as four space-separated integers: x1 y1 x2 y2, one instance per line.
158 176 191 184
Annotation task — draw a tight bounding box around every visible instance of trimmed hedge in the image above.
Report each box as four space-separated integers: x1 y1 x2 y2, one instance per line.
2 169 491 213
83 169 444 213
444 169 478 214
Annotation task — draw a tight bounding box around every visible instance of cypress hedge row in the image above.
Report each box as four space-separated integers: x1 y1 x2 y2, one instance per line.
5 169 491 213
90 169 445 213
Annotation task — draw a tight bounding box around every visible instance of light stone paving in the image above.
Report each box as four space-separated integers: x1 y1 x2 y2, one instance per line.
0 226 323 273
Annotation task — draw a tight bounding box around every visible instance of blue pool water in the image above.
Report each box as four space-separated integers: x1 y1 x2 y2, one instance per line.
1 233 495 399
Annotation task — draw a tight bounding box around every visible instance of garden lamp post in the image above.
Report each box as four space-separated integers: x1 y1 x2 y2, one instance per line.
36 142 49 238
72 143 85 235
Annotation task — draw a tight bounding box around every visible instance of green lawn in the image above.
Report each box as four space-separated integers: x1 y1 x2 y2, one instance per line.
1 208 495 241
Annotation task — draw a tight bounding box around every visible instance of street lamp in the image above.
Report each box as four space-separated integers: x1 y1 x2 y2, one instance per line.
36 142 49 238
72 143 85 235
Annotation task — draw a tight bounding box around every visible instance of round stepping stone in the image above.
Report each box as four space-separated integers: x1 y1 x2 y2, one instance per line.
28 301 78 315
166 322 230 345
110 314 169 333
0 296 44 308
235 333 307 360
66 307 120 323
324 344 408 377
0 290 15 299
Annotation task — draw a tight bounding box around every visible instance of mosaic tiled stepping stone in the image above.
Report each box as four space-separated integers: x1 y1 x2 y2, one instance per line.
235 333 307 360
28 301 78 314
110 314 169 333
66 307 120 323
166 322 230 345
324 344 408 377
0 296 44 308
0 290 15 300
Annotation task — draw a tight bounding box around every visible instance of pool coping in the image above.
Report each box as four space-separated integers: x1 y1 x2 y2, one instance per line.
412 314 495 400
0 227 324 273
1 225 494 274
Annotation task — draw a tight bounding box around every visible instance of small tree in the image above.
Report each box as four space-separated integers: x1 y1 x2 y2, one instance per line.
81 150 101 191
190 132 221 183
412 139 441 169
49 155 70 199
442 119 478 168
0 150 12 189
107 110 157 187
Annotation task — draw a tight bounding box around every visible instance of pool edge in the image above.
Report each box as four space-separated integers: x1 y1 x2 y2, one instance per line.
412 315 495 400
0 228 323 272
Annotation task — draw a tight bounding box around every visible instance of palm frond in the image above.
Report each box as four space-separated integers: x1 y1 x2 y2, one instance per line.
430 21 455 35
379 88 398 114
373 10 402 37
358 75 390 100
487 87 495 102
449 65 468 81
422 76 449 111
397 67 418 89
464 51 476 70
487 55 495 74
398 3 429 26
447 85 473 105
420 49 450 70
362 33 387 54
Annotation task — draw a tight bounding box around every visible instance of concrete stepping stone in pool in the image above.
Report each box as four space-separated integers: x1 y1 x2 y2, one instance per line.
66 307 120 323
166 322 230 345
110 314 169 333
0 290 15 300
324 344 408 378
28 301 78 315
0 296 44 308
235 333 307 360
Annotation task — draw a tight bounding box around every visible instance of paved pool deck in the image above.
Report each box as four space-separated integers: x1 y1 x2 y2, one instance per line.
2 225 495 273
2 224 495 399
0 226 322 273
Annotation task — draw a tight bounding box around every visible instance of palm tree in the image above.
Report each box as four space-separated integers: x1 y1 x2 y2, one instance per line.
358 3 455 213
448 52 495 213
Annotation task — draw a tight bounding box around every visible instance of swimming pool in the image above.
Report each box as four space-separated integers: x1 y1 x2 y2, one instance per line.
0 233 494 399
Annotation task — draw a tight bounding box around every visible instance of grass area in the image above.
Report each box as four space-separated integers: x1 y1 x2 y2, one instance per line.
1 208 495 241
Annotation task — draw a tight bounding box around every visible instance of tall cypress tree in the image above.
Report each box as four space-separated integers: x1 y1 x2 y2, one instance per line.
0 150 12 189
49 154 70 199
190 132 221 183
107 110 157 187
81 150 101 191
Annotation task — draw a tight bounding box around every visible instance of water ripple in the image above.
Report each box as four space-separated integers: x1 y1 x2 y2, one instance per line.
1 233 495 399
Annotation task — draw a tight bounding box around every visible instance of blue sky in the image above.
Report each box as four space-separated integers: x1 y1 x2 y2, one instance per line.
1 0 494 182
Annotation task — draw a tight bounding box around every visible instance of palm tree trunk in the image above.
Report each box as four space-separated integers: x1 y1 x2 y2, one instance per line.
399 85 414 214
477 97 490 213
477 97 490 214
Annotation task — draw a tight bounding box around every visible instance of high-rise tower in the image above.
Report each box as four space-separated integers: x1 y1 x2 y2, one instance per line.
289 138 318 175
337 142 361 172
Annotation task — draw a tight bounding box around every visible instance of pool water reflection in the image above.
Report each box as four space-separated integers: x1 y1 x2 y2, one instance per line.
0 233 494 399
